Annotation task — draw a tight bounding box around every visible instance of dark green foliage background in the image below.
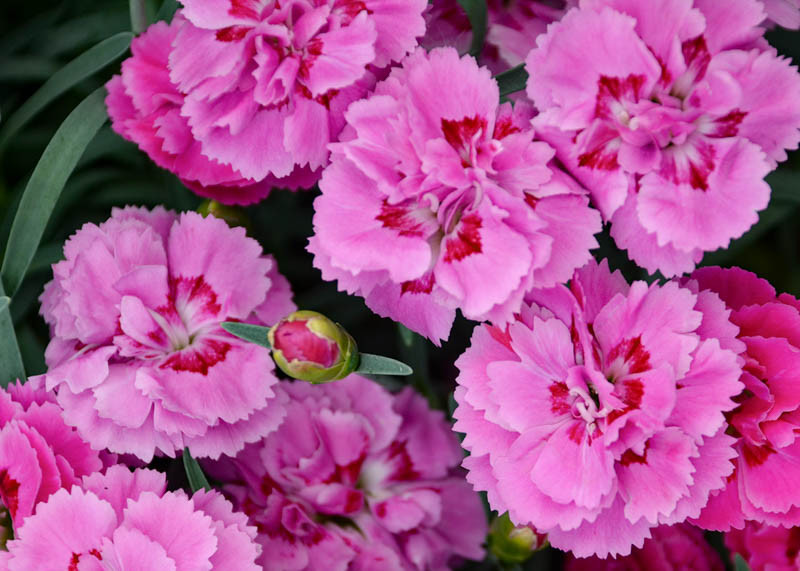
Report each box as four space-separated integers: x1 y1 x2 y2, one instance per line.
0 1 798 568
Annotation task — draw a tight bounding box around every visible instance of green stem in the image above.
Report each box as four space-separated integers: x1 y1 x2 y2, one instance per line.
129 0 148 34
0 281 25 387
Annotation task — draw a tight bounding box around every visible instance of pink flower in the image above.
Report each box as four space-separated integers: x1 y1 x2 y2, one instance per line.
165 0 427 188
726 522 800 570
763 0 800 29
36 207 295 461
310 47 601 344
0 379 103 530
211 376 487 570
565 523 723 569
453 260 744 557
422 0 575 73
106 17 318 206
688 267 800 530
1 465 260 570
526 0 800 276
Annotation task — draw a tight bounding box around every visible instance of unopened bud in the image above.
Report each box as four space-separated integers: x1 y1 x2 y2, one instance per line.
489 512 547 564
198 200 251 231
268 311 358 383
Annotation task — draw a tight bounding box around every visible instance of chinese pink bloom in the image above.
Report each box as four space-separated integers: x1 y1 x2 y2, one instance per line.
423 0 574 72
1 465 260 570
214 376 487 570
688 267 800 530
454 260 744 557
310 47 601 344
565 523 723 570
726 522 800 570
167 0 427 187
0 379 103 530
763 0 800 29
106 17 317 206
526 0 800 276
36 206 295 461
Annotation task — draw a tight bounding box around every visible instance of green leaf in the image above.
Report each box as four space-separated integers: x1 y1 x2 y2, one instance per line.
495 64 529 98
182 448 211 492
0 33 132 152
221 322 272 349
0 281 25 386
156 0 180 23
130 0 149 34
733 554 751 571
356 354 413 376
457 0 488 57
0 297 8 312
1 88 108 297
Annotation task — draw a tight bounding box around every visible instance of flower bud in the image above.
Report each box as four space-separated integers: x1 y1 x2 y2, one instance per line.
198 200 251 231
268 311 358 383
489 512 547 565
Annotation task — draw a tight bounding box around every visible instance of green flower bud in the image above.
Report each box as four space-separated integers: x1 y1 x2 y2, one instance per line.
268 311 358 383
489 512 548 565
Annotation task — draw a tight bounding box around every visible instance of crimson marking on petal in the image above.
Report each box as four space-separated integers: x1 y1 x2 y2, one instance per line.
69 554 81 571
377 201 427 238
742 443 775 467
549 382 571 415
655 55 673 86
688 141 715 190
89 549 102 560
443 213 482 263
577 142 619 170
441 115 487 166
524 193 539 209
607 378 645 424
493 116 521 140
401 273 435 295
607 336 651 374
229 0 260 20
386 441 420 482
619 445 649 467
487 323 513 350
159 339 232 375
170 275 223 320
594 74 646 120
215 26 250 42
711 109 747 138
681 36 711 83
0 470 20 520
566 422 584 444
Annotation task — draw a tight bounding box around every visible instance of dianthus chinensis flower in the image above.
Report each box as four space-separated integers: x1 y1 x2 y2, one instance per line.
212 376 487 570
0 465 260 570
687 268 800 530
526 0 800 276
454 260 744 557
310 47 601 344
36 207 295 461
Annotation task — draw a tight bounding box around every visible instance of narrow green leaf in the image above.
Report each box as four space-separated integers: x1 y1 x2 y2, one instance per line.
1 88 108 297
182 448 211 492
0 33 131 152
0 297 8 312
221 322 272 349
356 354 413 376
495 64 529 98
156 0 180 23
733 554 751 571
0 281 25 386
130 0 149 34
457 0 488 57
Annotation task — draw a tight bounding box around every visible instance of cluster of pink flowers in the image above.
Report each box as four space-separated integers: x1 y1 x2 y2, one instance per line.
5 0 799 568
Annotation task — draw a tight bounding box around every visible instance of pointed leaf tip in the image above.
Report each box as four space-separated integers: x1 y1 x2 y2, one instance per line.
356 353 413 376
221 322 272 349
182 448 211 492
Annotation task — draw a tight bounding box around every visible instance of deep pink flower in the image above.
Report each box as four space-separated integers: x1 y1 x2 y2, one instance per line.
212 376 487 570
726 522 800 570
36 207 295 461
763 0 800 29
688 267 800 530
0 379 103 530
1 465 260 570
106 17 318 205
453 260 744 557
526 0 800 276
310 47 601 344
565 523 723 570
164 0 427 189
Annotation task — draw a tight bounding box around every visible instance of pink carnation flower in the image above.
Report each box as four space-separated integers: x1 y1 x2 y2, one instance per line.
213 376 487 570
37 207 295 461
565 523 723 570
106 17 317 206
453 260 744 557
687 267 800 530
1 465 260 570
162 0 427 189
0 379 103 530
726 522 800 570
526 0 800 276
763 0 800 29
310 47 601 344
